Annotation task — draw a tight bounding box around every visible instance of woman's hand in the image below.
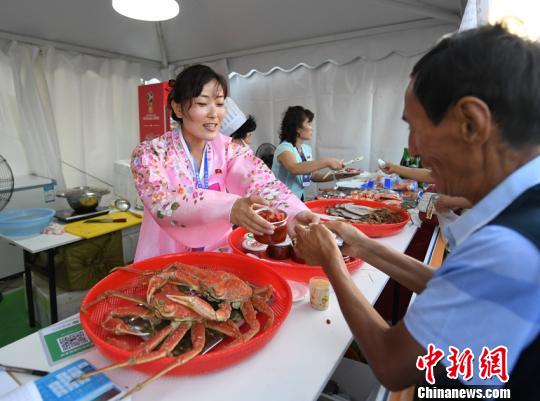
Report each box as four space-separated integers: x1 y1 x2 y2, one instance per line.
230 195 274 235
293 223 342 266
325 157 345 170
288 210 319 237
323 221 371 259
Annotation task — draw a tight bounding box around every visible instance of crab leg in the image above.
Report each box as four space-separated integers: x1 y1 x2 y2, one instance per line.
119 322 206 400
252 297 274 331
147 270 201 303
166 294 231 321
102 306 158 336
225 301 260 348
111 262 180 276
253 285 273 302
75 322 191 380
81 290 148 313
205 320 242 339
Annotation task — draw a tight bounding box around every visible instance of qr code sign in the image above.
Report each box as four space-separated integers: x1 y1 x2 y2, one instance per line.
57 330 91 353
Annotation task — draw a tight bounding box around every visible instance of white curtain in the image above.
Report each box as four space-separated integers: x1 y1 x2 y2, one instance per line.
0 41 142 195
0 41 66 186
0 41 29 176
229 24 454 197
42 48 141 192
230 54 420 172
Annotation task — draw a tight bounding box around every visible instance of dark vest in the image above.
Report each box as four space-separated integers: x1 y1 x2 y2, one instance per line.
490 184 540 400
414 184 540 400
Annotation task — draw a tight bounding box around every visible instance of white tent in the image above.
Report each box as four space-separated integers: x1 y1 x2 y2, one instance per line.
0 0 466 190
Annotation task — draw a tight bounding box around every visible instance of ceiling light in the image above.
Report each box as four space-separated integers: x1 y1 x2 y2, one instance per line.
112 0 179 22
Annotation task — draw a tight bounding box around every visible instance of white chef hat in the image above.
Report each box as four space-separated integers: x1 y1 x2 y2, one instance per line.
221 97 247 136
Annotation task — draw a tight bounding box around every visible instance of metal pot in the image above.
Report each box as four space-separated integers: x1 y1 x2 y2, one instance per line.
56 186 110 213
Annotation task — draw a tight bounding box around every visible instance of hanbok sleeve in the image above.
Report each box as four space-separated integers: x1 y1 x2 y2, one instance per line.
131 139 240 230
224 143 307 218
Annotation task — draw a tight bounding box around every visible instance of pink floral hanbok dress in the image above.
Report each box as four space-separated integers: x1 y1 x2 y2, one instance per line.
131 129 307 261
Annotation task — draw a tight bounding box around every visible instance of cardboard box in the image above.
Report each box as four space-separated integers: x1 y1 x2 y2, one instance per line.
27 271 87 327
138 82 171 142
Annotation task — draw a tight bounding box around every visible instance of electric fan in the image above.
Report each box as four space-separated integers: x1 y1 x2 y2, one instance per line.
255 143 276 170
0 155 14 212
0 155 14 302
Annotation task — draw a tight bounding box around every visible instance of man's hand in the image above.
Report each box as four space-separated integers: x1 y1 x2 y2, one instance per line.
230 195 274 235
288 210 319 237
382 162 399 175
323 221 371 259
435 194 472 213
293 223 342 266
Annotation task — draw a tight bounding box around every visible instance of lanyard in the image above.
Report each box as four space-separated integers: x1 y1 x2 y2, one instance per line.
297 146 311 187
178 129 209 189
192 150 209 189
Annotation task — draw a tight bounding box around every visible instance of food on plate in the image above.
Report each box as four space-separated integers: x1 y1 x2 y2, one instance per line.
79 262 275 398
326 203 405 224
253 208 288 244
349 189 402 206
335 167 362 177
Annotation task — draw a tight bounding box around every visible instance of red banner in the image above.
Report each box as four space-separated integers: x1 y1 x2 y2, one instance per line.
138 82 171 142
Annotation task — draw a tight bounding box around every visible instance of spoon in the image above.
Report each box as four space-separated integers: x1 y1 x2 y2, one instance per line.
114 198 142 218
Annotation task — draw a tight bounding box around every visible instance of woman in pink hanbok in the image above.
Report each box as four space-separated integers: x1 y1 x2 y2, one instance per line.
131 65 316 261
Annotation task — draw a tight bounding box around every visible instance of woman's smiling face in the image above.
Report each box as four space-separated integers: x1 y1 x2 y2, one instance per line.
172 79 226 141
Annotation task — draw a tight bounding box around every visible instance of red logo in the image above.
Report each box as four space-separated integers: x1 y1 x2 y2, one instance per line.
446 346 474 381
416 344 445 384
479 346 509 382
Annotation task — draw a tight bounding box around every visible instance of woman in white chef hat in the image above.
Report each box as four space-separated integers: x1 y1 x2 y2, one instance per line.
220 98 257 148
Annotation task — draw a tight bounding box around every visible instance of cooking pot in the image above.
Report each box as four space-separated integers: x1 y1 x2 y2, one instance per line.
56 186 110 213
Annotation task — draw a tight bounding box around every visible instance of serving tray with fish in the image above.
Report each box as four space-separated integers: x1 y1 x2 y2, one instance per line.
305 199 410 237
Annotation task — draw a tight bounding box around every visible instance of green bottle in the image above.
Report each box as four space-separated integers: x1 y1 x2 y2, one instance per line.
400 147 411 167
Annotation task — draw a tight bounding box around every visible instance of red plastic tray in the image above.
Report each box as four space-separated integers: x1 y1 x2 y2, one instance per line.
228 227 362 283
80 252 292 375
305 198 410 237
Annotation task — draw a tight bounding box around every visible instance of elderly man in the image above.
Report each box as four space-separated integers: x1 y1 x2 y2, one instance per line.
294 24 540 397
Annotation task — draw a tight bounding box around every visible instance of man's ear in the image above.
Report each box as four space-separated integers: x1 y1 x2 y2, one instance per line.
454 96 493 145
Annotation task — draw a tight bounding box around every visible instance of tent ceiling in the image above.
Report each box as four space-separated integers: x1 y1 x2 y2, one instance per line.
0 0 464 67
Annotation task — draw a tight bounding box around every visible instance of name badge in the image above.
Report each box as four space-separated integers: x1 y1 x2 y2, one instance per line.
302 174 311 187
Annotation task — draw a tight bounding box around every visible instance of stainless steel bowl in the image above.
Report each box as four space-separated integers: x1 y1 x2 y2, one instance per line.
56 186 110 213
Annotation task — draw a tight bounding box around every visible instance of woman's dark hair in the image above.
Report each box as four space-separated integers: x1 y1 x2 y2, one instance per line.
411 24 540 148
279 106 314 144
231 115 257 140
167 64 228 123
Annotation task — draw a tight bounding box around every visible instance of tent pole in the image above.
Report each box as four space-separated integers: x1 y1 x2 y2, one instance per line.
155 22 169 68
0 29 162 68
